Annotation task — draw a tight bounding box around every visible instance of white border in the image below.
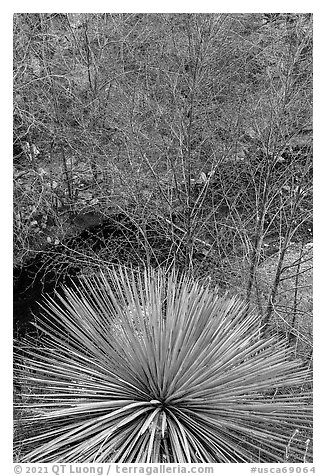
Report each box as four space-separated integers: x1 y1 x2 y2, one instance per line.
3 3 324 474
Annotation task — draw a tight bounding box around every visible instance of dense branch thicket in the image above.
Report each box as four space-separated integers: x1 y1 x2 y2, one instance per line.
13 12 312 344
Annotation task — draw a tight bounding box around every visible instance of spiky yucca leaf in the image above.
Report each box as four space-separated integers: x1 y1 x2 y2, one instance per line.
15 267 312 463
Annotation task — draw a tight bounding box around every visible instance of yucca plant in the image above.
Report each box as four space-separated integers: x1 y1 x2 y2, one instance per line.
14 266 312 463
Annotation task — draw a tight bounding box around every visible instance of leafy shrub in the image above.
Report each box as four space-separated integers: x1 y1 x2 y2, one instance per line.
15 267 312 463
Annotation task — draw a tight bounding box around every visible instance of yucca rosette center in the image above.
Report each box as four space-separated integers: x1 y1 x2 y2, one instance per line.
15 267 312 463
